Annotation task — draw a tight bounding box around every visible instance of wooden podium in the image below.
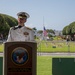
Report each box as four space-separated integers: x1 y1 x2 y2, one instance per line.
4 42 37 75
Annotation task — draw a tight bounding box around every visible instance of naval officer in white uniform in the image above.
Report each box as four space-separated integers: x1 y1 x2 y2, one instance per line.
7 12 35 42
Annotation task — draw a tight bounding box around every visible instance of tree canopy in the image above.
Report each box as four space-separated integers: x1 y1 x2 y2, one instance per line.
62 21 75 41
0 13 18 38
62 21 75 35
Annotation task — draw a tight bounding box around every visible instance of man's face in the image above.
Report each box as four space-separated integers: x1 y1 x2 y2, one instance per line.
18 17 27 24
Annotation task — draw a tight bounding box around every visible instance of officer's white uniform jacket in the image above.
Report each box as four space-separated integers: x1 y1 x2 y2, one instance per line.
7 26 35 42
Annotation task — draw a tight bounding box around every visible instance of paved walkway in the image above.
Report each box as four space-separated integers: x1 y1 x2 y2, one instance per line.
0 52 75 57
0 52 3 57
37 52 75 57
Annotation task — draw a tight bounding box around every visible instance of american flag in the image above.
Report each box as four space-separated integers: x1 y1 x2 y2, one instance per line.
43 26 47 36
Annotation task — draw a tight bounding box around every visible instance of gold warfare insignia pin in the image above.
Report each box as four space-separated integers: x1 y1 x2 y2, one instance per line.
24 32 29 35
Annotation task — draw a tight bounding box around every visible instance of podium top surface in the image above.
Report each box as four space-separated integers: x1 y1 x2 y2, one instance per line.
4 41 37 44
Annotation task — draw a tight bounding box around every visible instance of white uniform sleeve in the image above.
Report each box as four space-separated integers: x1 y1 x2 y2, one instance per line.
7 28 12 42
30 30 35 41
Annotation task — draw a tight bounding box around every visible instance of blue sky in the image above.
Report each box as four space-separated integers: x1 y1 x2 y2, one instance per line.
0 0 75 30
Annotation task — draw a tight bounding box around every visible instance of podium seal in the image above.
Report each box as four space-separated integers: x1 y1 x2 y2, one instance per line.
11 47 28 65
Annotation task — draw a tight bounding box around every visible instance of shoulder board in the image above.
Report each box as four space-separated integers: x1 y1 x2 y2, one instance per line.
11 26 18 30
10 27 14 30
26 26 32 30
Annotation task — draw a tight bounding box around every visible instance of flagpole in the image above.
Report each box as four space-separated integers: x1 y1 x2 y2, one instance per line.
43 16 44 28
43 16 47 39
43 16 44 40
43 16 48 46
43 16 47 40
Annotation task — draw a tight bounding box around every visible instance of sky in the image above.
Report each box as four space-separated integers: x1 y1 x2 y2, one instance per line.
0 0 75 31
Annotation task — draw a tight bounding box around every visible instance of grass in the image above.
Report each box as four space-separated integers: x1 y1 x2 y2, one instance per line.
37 56 52 75
0 44 4 52
37 41 75 52
0 41 75 52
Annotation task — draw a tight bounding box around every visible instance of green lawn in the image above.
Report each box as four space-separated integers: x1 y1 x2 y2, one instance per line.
37 41 75 52
0 44 4 52
1 41 75 52
37 56 52 75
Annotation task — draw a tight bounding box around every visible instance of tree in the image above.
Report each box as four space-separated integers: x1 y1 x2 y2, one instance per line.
32 27 37 31
32 27 37 39
37 30 43 34
70 22 75 34
62 26 70 35
62 21 75 41
0 13 18 38
47 29 55 34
